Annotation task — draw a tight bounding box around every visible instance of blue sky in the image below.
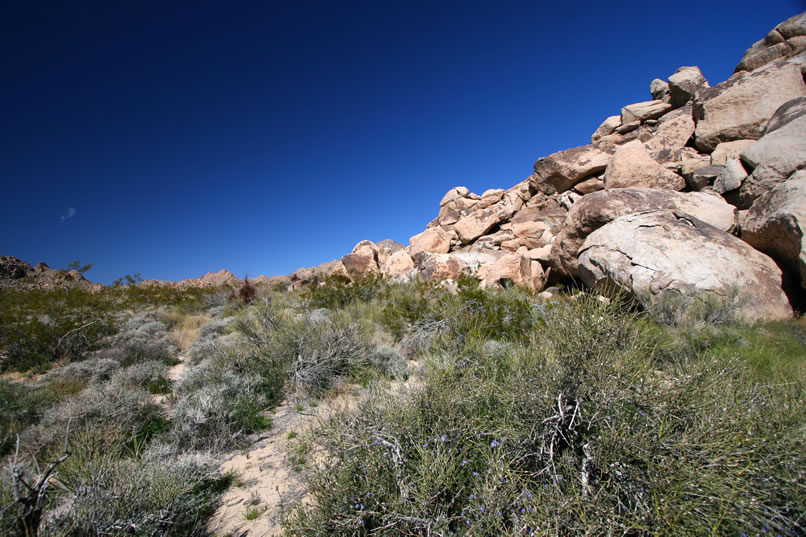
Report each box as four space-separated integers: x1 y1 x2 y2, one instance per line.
1 1 803 284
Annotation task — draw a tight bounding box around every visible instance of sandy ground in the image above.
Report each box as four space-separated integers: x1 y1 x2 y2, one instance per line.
206 386 361 537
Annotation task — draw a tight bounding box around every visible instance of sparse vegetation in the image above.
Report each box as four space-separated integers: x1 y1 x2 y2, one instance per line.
0 277 803 536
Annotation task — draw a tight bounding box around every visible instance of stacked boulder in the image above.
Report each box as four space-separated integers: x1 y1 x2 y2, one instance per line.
303 12 806 321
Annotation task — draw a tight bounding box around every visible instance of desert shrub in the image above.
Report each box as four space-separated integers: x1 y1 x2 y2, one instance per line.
305 273 386 310
22 384 166 459
376 280 447 338
0 381 42 457
0 288 119 372
110 361 172 394
169 359 271 451
367 345 409 380
447 277 538 344
638 286 745 327
36 356 120 388
185 316 234 362
40 442 230 536
229 299 374 399
285 295 805 537
93 312 179 367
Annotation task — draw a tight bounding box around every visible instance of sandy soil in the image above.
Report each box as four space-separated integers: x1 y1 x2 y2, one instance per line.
206 386 361 537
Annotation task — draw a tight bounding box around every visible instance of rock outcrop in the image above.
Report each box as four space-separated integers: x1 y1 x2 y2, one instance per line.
577 211 792 321
551 189 736 277
735 12 806 73
0 256 101 291
742 170 806 297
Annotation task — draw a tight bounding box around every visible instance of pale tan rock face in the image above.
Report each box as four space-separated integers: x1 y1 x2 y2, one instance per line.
710 140 757 165
409 228 451 257
453 196 520 242
643 113 695 155
667 66 709 107
415 252 469 281
551 188 736 277
440 186 470 207
735 12 806 72
742 171 806 291
380 249 416 277
591 115 622 143
603 141 686 191
578 210 793 322
532 145 612 194
739 97 806 207
573 176 604 194
480 253 546 292
621 100 673 124
693 58 806 152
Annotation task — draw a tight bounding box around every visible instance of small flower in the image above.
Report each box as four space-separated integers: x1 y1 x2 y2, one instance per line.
441 434 448 442
462 459 469 466
490 440 501 448
521 507 526 513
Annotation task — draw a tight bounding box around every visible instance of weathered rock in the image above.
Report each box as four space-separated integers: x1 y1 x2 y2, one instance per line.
512 196 568 239
409 228 452 257
621 100 673 124
440 197 479 215
650 78 671 102
615 121 641 134
0 256 32 280
710 139 757 165
532 145 612 194
739 97 806 207
478 188 505 208
342 242 380 274
578 210 792 321
551 188 736 277
415 252 468 281
686 165 725 191
591 115 622 143
380 249 415 277
603 141 686 191
713 159 747 193
573 175 604 194
440 186 470 207
735 12 806 73
742 171 806 293
453 195 520 242
480 253 547 292
679 148 712 176
375 239 407 266
481 253 532 289
643 112 695 154
693 57 806 152
668 66 709 107
476 228 515 249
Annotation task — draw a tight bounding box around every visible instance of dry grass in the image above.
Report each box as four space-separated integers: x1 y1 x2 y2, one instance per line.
169 312 210 351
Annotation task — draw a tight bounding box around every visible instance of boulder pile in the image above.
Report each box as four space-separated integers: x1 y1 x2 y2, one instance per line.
312 11 806 320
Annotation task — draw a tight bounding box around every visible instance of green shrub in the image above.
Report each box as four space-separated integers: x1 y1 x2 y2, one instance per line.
23 384 166 459
169 359 271 451
285 295 805 537
41 444 230 536
304 273 385 310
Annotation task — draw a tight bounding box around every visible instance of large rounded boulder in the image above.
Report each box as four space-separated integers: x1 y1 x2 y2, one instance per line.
551 189 736 277
578 210 792 322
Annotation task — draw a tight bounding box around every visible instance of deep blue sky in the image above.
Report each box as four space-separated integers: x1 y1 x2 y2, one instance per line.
2 1 803 284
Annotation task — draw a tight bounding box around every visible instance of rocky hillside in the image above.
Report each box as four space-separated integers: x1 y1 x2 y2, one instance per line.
0 256 101 291
296 11 806 321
